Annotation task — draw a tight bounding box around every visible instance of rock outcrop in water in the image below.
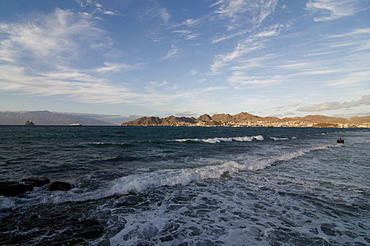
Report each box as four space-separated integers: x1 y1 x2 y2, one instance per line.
0 181 33 197
48 181 72 191
122 112 370 128
22 177 50 187
25 120 35 125
0 178 71 197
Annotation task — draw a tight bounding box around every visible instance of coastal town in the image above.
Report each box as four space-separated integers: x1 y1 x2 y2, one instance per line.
122 112 370 128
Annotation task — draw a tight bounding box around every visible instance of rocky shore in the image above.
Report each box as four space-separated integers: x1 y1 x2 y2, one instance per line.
122 112 370 128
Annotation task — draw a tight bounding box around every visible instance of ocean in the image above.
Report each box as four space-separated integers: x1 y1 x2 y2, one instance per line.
0 126 369 245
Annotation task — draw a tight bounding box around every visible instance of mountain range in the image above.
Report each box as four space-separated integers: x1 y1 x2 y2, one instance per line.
0 111 114 125
121 112 370 128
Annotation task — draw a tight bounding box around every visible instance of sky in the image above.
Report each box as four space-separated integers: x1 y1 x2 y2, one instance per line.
1 0 370 119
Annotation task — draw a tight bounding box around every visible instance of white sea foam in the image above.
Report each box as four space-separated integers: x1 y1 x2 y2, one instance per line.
109 161 245 195
90 142 106 145
174 135 264 143
0 196 15 209
270 136 289 141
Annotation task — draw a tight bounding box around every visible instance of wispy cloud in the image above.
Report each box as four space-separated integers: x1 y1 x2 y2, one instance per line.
228 72 282 88
161 44 178 60
278 27 370 86
210 26 280 74
306 0 369 22
298 95 370 112
149 81 168 88
0 8 140 104
77 0 120 19
0 8 107 65
185 69 199 77
212 0 278 26
95 62 140 73
211 30 248 44
173 30 198 40
180 0 279 45
0 64 139 104
212 0 278 28
138 2 172 25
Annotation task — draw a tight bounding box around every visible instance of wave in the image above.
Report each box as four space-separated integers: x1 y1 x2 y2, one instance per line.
30 142 341 204
270 137 289 141
89 142 132 147
174 135 264 144
107 143 342 195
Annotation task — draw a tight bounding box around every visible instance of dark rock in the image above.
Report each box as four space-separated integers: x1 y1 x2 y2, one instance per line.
0 181 33 197
22 177 50 187
25 120 35 125
48 181 72 191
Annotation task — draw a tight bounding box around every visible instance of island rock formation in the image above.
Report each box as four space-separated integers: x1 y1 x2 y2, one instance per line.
25 120 35 126
122 112 370 128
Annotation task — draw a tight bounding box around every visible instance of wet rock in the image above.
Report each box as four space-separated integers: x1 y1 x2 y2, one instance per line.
48 181 72 191
22 177 50 187
0 181 33 197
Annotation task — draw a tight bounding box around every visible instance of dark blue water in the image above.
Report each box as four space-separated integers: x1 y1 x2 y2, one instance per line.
1 126 369 245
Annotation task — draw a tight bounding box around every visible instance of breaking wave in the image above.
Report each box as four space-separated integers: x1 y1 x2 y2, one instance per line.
41 142 340 204
174 135 264 143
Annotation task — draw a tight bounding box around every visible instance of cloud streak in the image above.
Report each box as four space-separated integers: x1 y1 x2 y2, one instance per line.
298 95 370 112
306 0 369 22
210 26 281 74
212 0 278 27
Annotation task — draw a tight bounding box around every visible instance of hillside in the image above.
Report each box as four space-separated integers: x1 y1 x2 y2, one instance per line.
122 112 370 128
0 111 115 125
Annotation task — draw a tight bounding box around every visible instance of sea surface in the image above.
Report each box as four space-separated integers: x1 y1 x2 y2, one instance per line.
0 126 369 245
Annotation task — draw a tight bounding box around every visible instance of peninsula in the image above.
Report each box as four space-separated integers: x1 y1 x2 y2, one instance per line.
122 112 370 128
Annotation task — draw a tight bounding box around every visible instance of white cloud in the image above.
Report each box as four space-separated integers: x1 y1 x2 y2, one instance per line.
306 0 368 22
210 26 280 74
173 30 198 40
228 72 281 88
161 44 178 60
0 8 141 105
201 86 227 92
76 0 120 19
289 102 302 107
149 81 168 88
185 69 199 77
103 11 117 16
0 64 138 104
212 0 278 27
211 31 241 44
0 8 107 65
95 62 139 73
298 95 370 112
183 0 278 45
159 8 171 23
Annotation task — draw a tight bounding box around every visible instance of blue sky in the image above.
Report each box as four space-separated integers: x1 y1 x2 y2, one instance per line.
1 0 370 119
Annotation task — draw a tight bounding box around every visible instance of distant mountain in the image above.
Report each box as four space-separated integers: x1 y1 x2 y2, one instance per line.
122 112 370 128
0 111 115 125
